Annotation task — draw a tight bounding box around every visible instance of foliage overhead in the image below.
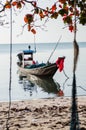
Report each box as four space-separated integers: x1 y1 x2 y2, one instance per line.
0 0 86 34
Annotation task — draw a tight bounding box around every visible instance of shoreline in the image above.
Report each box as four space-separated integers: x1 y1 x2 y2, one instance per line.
0 94 86 103
0 96 86 130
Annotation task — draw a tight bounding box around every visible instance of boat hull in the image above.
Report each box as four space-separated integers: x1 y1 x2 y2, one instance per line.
18 63 58 78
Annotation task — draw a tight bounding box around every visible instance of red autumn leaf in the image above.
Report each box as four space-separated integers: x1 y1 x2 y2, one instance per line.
12 1 17 6
32 1 37 7
39 10 45 18
69 25 74 32
63 15 67 21
69 13 74 17
5 4 11 8
31 29 36 34
5 1 11 8
59 0 66 4
24 15 28 23
21 0 25 5
28 24 32 31
44 10 48 16
16 2 22 9
59 4 62 8
24 14 33 24
51 4 56 13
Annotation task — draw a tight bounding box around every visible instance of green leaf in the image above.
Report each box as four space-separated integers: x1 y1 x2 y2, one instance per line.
59 9 68 16
51 12 58 19
79 12 86 25
35 8 39 14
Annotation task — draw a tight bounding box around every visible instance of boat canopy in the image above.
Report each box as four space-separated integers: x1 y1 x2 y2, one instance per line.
23 50 35 55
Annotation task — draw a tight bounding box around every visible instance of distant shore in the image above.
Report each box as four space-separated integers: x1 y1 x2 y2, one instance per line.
0 96 86 130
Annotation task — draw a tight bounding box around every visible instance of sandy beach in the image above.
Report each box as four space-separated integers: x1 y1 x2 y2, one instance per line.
0 96 86 130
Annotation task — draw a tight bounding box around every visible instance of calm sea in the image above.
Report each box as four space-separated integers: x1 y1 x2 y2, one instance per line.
0 42 86 101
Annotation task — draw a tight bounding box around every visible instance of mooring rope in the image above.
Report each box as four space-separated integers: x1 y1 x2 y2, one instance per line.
47 35 62 63
6 7 12 130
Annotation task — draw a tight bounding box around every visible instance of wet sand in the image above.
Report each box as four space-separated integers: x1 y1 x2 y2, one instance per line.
0 96 86 130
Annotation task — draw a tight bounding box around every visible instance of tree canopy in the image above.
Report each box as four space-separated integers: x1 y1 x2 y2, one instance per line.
1 2 85 129
0 0 86 34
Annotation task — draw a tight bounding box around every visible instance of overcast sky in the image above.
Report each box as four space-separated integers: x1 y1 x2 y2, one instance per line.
0 0 86 44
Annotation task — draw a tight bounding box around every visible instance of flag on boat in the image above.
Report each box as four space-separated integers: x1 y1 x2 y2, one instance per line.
56 57 65 72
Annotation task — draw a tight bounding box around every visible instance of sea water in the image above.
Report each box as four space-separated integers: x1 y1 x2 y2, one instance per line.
0 42 86 101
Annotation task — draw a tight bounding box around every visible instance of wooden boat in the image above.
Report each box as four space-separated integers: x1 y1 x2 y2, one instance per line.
17 46 65 78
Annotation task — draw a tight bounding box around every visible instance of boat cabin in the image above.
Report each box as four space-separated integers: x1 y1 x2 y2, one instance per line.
17 46 35 67
23 50 34 61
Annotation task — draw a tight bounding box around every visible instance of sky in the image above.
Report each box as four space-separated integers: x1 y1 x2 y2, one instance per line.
0 0 86 44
